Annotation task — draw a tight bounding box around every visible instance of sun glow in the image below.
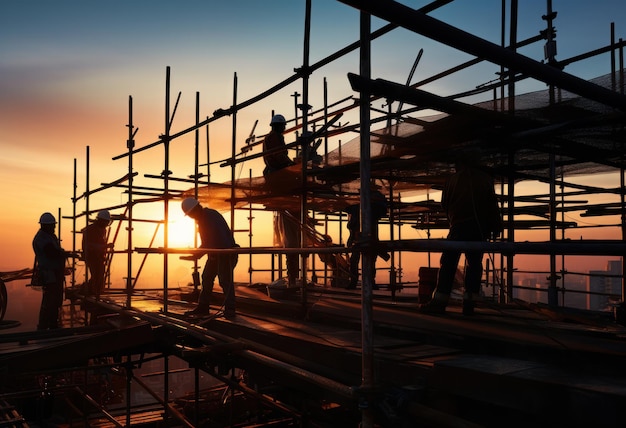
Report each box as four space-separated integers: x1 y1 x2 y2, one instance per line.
165 209 197 248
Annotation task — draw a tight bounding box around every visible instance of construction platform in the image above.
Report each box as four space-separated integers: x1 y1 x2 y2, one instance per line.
1 284 625 427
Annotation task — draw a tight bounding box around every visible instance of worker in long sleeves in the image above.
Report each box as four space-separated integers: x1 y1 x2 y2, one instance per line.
262 114 294 176
181 198 239 319
419 152 502 315
262 113 300 286
32 212 70 329
81 210 112 296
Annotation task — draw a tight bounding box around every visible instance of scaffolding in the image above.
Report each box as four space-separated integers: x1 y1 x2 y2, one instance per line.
64 0 626 314
4 1 626 426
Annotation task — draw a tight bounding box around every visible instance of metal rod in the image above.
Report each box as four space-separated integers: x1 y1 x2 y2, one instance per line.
135 239 626 257
85 146 90 289
163 67 171 321
300 0 312 307
508 0 518 112
130 372 195 428
193 92 200 290
110 1 454 162
231 72 237 230
73 386 124 427
72 158 77 289
358 9 375 428
126 95 135 308
338 0 626 110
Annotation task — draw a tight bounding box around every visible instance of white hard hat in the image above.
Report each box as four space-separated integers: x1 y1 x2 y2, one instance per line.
39 212 56 225
181 198 200 215
270 114 286 125
96 210 111 222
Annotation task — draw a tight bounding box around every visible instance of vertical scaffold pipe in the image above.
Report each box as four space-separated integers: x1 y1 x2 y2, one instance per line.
548 152 558 307
72 158 77 289
323 78 330 286
231 72 237 230
544 0 557 103
612 27 625 304
126 96 134 308
508 0 518 111
506 150 515 303
85 146 90 290
388 182 396 298
193 92 200 293
611 23 616 92
249 169 253 285
163 67 171 315
358 9 375 428
300 0 312 307
163 66 171 420
619 132 626 302
500 0 506 111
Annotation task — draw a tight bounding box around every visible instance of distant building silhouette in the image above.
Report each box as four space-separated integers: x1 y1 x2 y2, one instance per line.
587 260 622 311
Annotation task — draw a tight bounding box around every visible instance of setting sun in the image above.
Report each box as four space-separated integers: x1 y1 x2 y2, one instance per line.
166 208 197 248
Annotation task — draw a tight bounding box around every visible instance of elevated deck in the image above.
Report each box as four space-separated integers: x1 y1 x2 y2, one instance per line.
1 285 625 427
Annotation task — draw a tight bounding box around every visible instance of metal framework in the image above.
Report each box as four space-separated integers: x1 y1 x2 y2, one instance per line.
2 1 626 427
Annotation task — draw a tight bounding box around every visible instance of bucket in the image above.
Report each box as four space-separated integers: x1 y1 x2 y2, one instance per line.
418 267 439 304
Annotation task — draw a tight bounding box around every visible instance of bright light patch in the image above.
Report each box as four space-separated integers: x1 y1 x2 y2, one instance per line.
166 209 196 248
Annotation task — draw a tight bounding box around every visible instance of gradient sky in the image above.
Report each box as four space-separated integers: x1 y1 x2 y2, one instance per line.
1 0 625 285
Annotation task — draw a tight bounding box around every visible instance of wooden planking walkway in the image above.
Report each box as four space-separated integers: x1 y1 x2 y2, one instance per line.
2 284 625 426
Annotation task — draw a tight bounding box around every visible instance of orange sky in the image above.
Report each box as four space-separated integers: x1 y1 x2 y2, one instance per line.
1 1 625 291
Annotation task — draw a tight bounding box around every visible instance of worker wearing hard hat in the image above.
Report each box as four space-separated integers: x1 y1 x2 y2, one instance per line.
419 152 502 315
32 212 71 329
81 210 113 296
262 114 295 176
181 198 239 319
262 114 301 286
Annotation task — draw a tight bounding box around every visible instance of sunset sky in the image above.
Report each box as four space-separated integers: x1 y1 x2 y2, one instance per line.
1 0 625 300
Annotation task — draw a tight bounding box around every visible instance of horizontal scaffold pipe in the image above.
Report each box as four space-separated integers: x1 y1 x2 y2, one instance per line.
135 239 626 257
413 33 545 90
135 246 350 255
64 199 173 221
348 73 528 123
339 0 626 110
73 172 139 202
111 1 453 161
144 173 211 186
386 239 626 257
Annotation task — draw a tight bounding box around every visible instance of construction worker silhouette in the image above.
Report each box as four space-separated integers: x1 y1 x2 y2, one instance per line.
419 151 502 315
182 198 239 319
263 114 294 176
32 212 70 329
345 185 389 289
263 114 301 286
82 210 112 296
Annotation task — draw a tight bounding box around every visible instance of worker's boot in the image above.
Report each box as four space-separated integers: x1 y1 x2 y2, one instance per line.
185 306 210 317
462 292 478 316
418 291 449 314
224 306 237 320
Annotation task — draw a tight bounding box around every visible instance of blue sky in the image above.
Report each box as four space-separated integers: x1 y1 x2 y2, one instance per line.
0 0 624 275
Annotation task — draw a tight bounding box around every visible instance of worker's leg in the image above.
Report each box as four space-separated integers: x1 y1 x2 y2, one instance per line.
286 254 299 286
463 248 484 315
348 250 360 289
217 254 238 318
418 227 462 313
38 280 63 329
188 256 217 315
464 250 484 296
